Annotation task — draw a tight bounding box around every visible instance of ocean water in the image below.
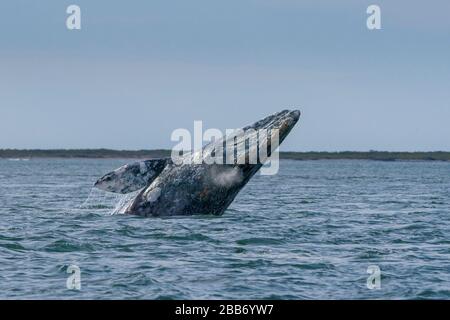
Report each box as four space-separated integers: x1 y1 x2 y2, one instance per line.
0 158 449 299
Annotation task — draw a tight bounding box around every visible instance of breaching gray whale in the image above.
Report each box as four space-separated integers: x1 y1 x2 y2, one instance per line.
94 109 300 217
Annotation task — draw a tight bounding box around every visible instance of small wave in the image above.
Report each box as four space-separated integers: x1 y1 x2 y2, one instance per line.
290 262 335 270
236 237 284 246
416 289 450 299
158 232 219 243
0 242 27 252
43 240 95 253
82 204 113 209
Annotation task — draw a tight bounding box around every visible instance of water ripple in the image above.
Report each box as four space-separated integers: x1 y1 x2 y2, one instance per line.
0 159 449 299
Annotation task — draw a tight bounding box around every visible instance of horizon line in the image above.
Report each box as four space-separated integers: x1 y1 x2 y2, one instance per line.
1 148 450 153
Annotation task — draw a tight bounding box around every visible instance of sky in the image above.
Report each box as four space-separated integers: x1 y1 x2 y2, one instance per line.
0 0 449 151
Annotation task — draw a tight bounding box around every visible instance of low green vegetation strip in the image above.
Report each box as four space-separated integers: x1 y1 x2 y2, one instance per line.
280 151 450 161
0 149 171 159
1 149 450 161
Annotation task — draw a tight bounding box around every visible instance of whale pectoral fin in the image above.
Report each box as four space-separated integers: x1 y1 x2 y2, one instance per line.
94 158 169 194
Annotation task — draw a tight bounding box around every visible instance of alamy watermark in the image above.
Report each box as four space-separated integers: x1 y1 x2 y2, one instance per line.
65 4 380 31
66 5 81 30
66 264 81 290
367 5 381 30
170 122 280 175
366 265 381 289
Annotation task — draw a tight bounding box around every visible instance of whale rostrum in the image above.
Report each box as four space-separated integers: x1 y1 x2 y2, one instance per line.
94 109 301 217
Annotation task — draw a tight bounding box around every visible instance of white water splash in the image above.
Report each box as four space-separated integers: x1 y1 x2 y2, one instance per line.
111 190 140 214
79 188 140 215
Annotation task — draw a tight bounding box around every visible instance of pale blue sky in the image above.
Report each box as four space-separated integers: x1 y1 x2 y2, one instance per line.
0 0 449 151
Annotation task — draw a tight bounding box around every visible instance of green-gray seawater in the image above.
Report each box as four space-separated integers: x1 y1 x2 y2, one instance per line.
1 159 449 299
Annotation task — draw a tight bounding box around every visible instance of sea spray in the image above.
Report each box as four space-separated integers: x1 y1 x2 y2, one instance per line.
79 187 141 215
111 190 141 215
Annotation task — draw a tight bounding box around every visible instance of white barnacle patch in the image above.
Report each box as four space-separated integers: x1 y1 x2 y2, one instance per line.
139 161 147 175
144 187 161 202
117 165 128 175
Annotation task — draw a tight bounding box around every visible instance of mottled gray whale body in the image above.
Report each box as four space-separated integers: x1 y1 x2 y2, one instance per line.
94 109 300 217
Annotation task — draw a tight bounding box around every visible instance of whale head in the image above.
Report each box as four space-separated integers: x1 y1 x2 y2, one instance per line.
199 109 301 167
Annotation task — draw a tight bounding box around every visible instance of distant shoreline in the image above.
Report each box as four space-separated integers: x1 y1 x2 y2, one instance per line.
1 149 450 161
